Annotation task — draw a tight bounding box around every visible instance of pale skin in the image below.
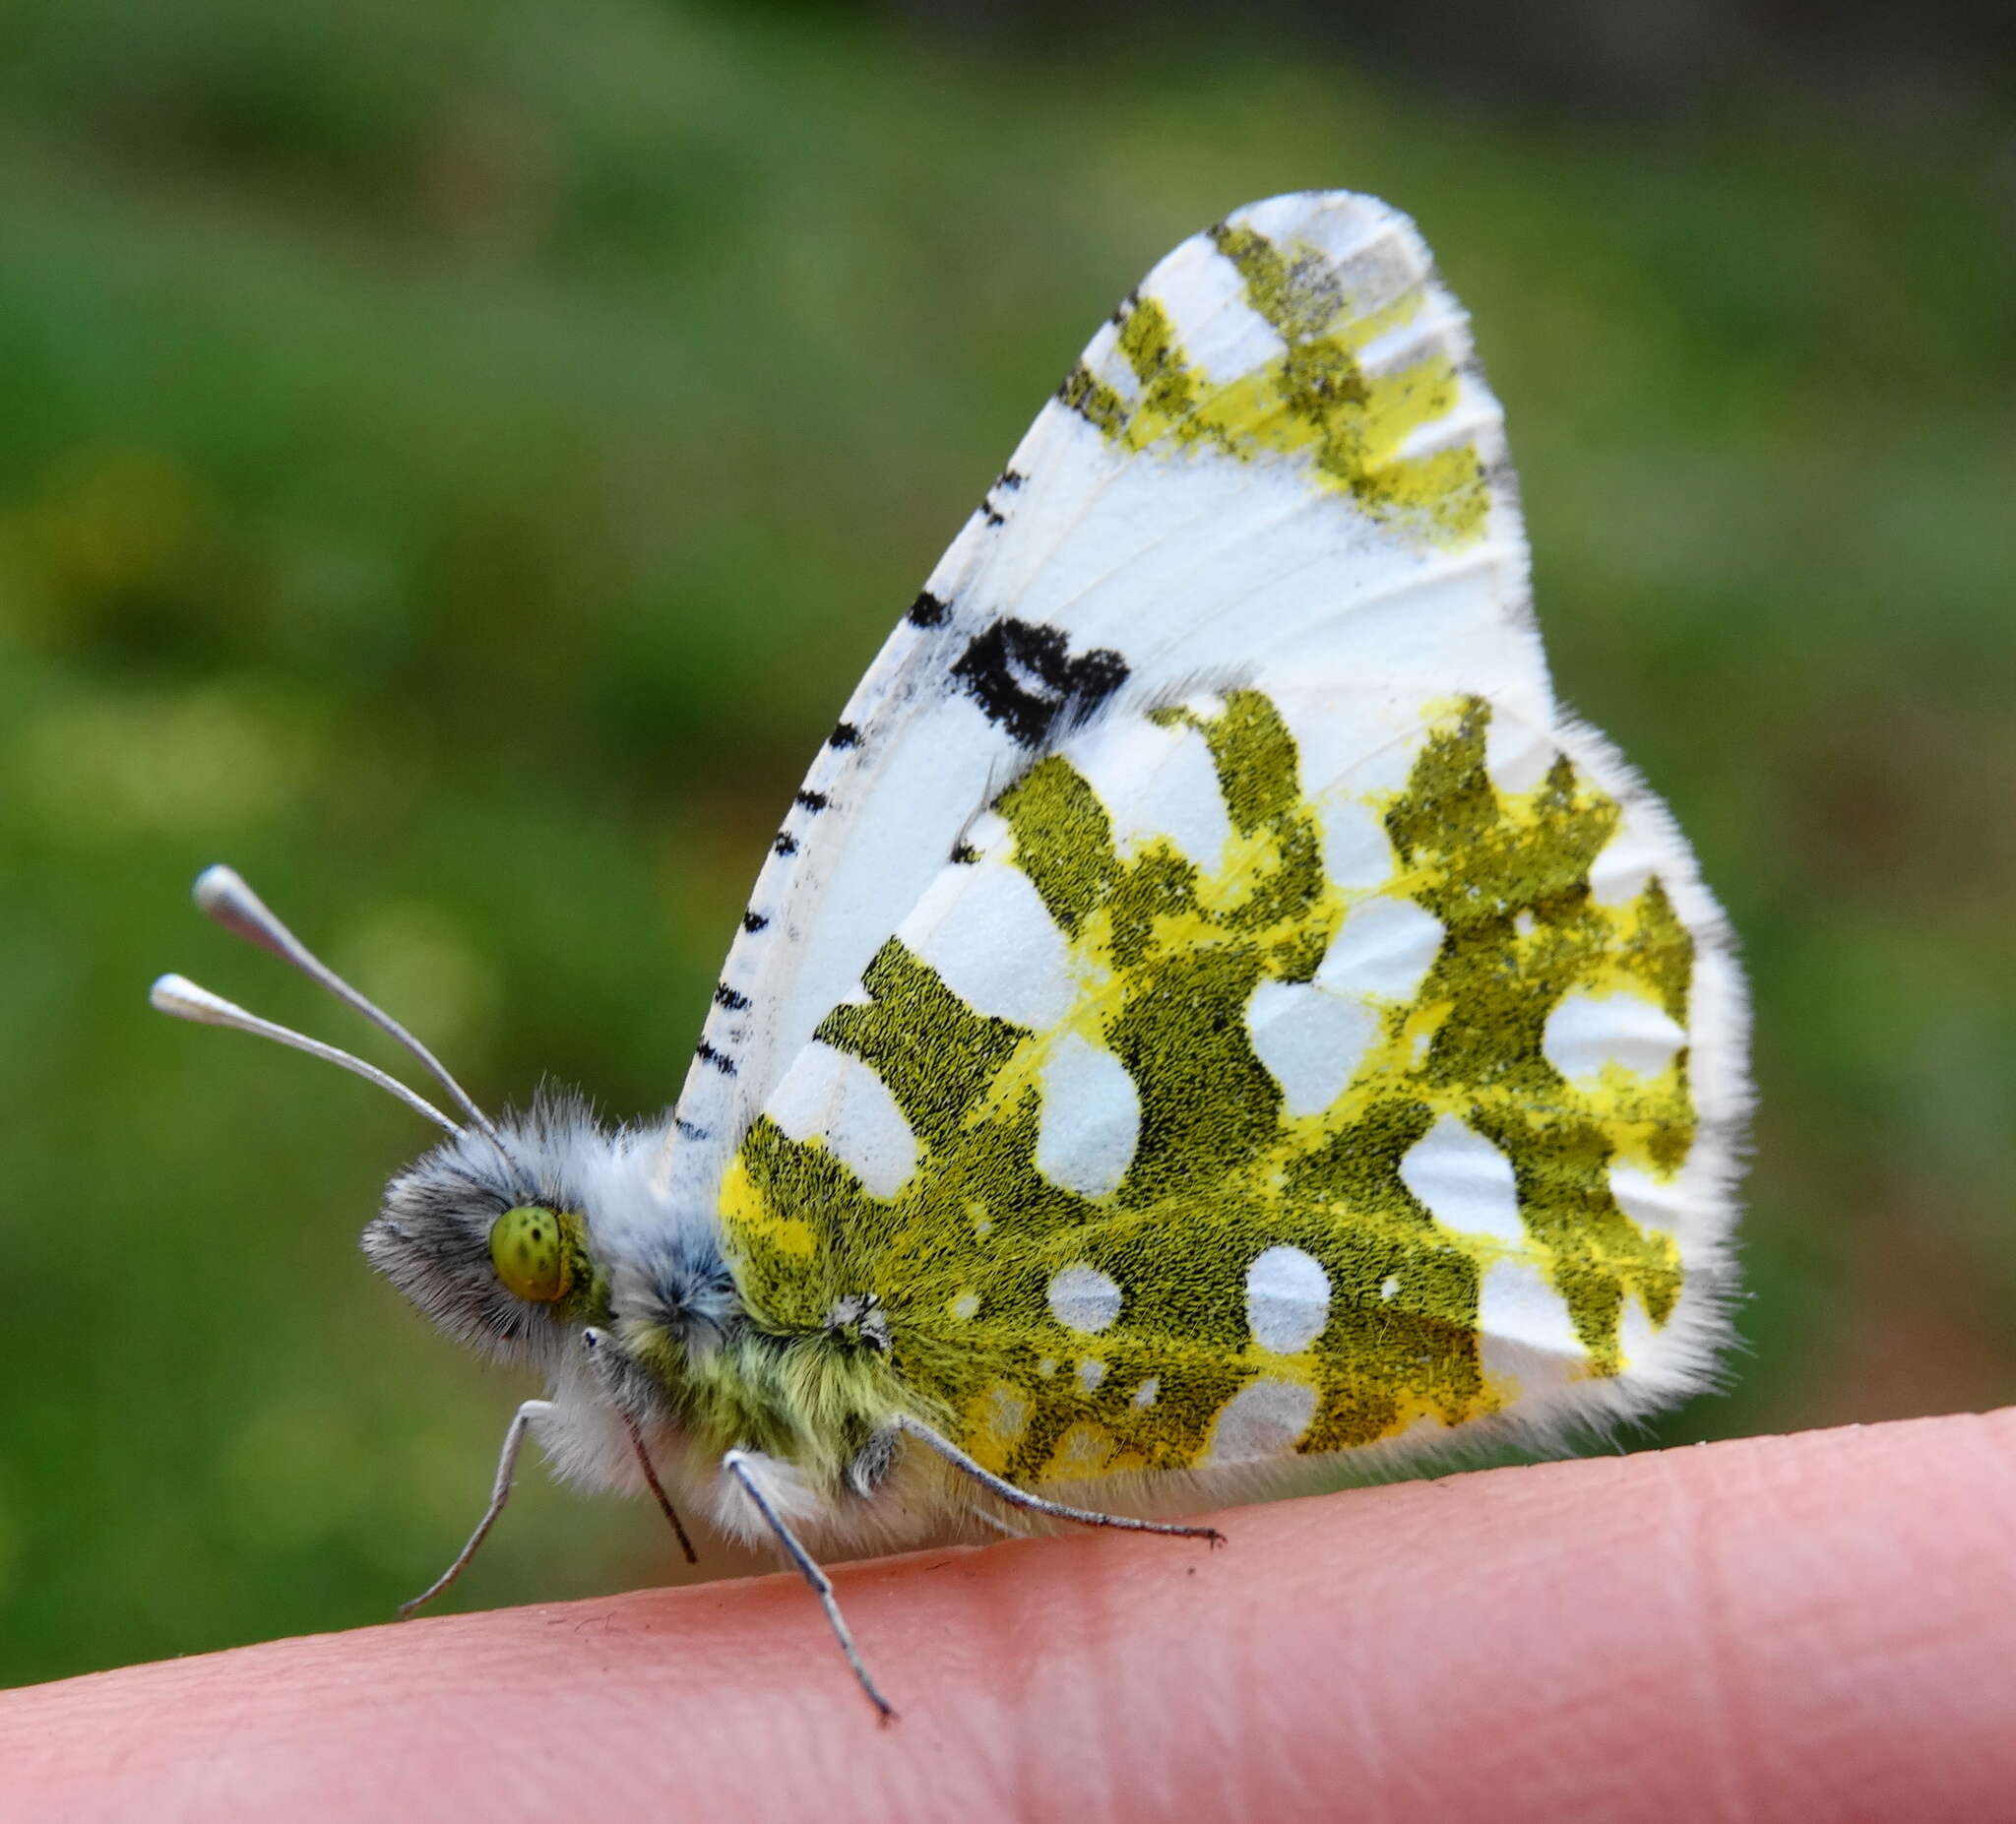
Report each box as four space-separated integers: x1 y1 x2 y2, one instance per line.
5 1409 2014 1821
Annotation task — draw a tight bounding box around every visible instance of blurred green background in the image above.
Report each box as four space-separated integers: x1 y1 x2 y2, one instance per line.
2 1 2011 1691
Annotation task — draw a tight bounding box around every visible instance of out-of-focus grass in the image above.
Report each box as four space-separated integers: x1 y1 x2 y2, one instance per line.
0 3 2010 1689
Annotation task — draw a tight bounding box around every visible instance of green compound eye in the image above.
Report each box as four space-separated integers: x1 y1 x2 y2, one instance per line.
489 1205 574 1303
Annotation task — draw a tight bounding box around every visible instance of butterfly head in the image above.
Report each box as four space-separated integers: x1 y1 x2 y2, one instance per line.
360 1102 614 1368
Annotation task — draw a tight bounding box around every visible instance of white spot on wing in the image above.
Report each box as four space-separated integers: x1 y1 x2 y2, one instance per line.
1619 1294 1658 1371
1138 723 1233 876
1544 990 1686 1082
1076 1357 1105 1392
1078 317 1143 407
1036 1031 1140 1198
903 859 1073 1030
1206 1377 1317 1463
1317 795 1393 891
1589 816 1660 908
1484 715 1555 795
1245 978 1376 1117
1069 716 1230 876
1610 1162 1687 1231
1400 1114 1523 1242
1316 896 1443 1003
1047 1263 1122 1334
1479 1258 1585 1365
766 1040 916 1199
1050 1422 1112 1477
1244 1245 1331 1352
1146 234 1287 379
1131 1377 1160 1409
949 1290 980 1321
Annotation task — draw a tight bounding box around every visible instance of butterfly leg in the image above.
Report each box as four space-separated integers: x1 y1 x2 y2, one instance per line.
400 1398 551 1617
721 1447 898 1723
583 1326 699 1565
893 1414 1226 1543
618 1409 700 1565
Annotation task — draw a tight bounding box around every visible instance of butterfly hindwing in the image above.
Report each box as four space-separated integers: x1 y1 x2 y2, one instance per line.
721 684 1744 1490
663 191 1544 1220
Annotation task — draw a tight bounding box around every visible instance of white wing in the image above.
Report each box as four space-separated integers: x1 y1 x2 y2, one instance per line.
660 190 1544 1210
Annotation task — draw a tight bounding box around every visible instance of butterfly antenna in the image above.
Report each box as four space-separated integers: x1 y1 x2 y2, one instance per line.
151 974 459 1135
189 865 510 1153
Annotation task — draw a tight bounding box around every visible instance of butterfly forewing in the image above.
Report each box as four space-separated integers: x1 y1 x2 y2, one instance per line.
663 191 1545 1219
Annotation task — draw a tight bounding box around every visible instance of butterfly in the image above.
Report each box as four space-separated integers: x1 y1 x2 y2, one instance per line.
156 189 1749 1719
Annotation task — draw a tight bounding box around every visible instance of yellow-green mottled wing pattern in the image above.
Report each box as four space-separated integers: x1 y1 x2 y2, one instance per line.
721 684 1745 1493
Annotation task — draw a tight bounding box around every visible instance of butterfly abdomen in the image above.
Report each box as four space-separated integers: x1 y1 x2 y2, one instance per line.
654 1327 908 1491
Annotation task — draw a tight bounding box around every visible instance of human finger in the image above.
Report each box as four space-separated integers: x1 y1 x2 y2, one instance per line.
3 1409 2012 1823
